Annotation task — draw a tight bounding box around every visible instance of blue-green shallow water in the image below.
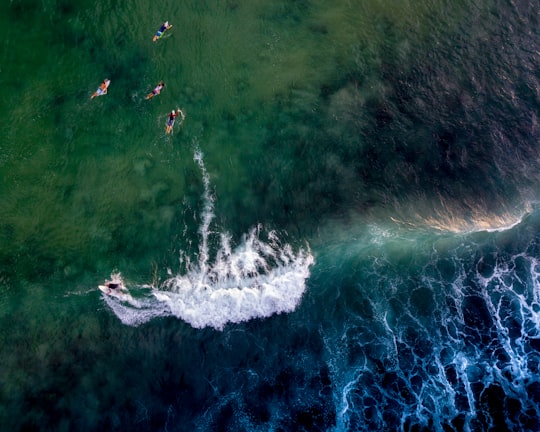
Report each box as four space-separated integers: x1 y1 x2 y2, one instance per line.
1 0 540 430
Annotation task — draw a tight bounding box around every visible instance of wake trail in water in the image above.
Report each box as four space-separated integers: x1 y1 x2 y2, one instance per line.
101 148 314 330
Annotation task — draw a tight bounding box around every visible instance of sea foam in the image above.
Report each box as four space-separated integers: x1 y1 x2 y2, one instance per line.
102 148 314 330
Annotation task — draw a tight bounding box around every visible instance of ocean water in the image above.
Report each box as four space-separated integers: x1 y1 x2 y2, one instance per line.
0 0 539 431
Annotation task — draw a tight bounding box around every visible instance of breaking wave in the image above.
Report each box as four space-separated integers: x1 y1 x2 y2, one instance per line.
101 149 314 330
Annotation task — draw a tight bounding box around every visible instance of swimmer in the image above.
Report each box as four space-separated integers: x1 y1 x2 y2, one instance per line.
153 21 173 42
145 81 165 100
91 79 110 99
165 108 185 134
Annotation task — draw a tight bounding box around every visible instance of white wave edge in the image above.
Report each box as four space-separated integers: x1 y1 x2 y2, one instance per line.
154 248 314 330
101 148 314 330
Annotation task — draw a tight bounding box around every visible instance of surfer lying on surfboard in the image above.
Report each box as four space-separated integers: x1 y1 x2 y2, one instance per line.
166 108 185 134
145 81 165 99
91 79 110 99
153 21 173 41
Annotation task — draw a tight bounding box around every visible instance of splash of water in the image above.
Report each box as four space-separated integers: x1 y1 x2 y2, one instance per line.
102 149 314 330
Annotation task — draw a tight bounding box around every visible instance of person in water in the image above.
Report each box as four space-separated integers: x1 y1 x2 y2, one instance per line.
91 79 110 99
166 108 185 134
153 21 172 41
145 81 165 99
105 281 120 290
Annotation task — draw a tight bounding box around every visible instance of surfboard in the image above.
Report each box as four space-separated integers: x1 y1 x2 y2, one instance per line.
153 25 173 41
99 285 132 301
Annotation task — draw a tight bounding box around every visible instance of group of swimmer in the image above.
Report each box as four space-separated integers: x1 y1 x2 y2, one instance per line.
91 21 184 134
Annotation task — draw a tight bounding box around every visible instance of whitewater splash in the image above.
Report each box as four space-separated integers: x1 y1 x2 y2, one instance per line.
102 149 314 330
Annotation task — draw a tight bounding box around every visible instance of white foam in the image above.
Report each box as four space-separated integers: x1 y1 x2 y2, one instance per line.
103 294 172 327
153 228 313 330
102 148 314 330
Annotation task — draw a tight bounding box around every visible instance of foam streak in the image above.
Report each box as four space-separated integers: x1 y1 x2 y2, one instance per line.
102 148 314 330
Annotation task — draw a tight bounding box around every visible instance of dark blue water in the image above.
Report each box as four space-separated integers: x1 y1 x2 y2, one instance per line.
1 0 539 431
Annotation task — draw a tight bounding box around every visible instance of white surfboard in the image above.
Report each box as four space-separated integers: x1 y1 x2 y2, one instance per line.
99 284 132 302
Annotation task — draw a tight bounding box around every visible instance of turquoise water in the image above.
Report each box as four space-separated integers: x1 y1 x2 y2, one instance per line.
1 0 540 430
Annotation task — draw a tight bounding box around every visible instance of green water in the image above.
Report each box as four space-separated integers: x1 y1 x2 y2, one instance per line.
0 0 471 283
1 0 540 430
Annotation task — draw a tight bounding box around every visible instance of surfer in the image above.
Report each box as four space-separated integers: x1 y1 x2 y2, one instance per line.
166 108 185 134
153 21 173 41
99 278 132 300
104 281 120 290
91 79 110 99
145 81 165 100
